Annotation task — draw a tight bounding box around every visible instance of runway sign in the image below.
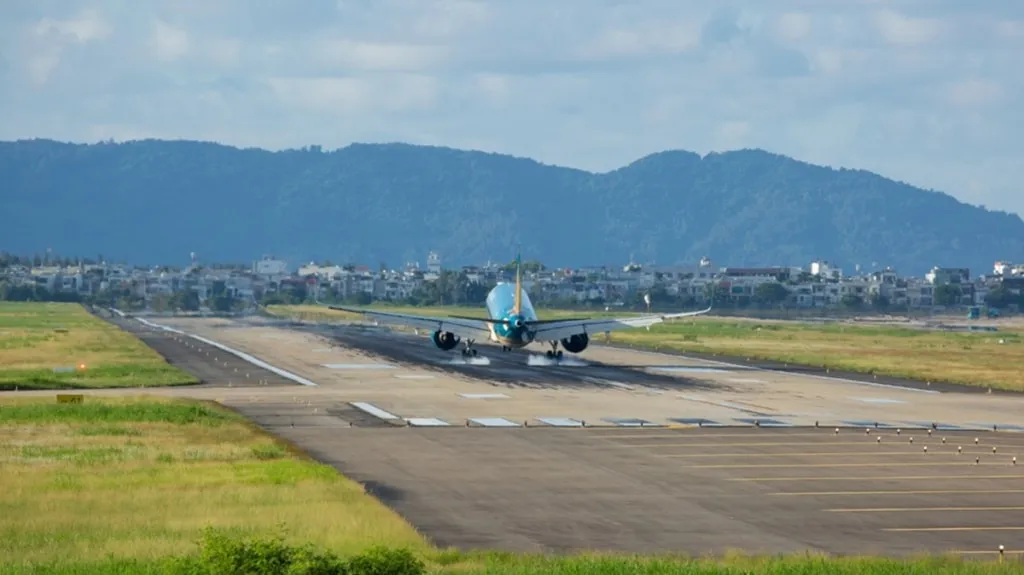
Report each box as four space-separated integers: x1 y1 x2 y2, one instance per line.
469 417 520 427
536 417 583 427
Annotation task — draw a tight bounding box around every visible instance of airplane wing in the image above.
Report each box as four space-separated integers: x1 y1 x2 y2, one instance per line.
528 305 712 342
327 305 493 341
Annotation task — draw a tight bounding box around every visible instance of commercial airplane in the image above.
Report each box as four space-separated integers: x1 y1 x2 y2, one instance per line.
329 251 712 359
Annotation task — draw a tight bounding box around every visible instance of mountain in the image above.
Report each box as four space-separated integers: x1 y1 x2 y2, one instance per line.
1 138 1021 276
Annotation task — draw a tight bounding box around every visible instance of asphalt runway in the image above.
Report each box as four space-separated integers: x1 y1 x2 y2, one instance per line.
239 418 1024 557
110 316 297 388
27 313 1024 559
324 324 724 392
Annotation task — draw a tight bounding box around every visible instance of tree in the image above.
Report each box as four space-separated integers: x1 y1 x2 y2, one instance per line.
840 294 863 308
754 282 789 305
933 284 961 306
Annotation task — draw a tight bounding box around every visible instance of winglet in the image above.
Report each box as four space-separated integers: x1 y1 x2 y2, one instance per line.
513 245 523 315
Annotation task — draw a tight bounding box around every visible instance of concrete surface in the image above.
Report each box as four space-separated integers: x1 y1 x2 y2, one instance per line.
7 313 1024 558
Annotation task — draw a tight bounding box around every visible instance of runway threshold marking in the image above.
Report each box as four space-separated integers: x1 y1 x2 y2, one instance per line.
731 474 1024 482
827 506 1024 513
659 451 953 458
692 462 1018 469
774 489 1024 496
884 526 1024 532
594 440 1024 448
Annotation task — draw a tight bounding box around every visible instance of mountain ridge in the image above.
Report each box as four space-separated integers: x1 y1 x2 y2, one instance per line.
1 137 1020 275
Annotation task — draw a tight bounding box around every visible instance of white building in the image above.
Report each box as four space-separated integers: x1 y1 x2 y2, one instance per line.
253 255 288 276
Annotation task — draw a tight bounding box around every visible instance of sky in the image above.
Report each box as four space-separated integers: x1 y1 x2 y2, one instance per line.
2 0 1022 216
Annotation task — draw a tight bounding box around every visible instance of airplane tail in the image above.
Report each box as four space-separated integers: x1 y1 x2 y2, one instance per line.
513 246 522 315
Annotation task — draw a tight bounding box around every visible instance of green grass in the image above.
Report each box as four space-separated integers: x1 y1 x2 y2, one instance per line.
267 304 1024 392
0 301 197 390
0 396 429 571
2 539 1020 574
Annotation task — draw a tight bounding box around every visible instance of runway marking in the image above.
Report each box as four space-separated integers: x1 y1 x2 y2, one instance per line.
650 366 727 374
600 440 1017 447
622 346 941 394
604 418 655 427
459 393 509 399
774 489 1024 496
841 420 902 428
321 363 396 369
827 506 1024 513
668 418 724 426
663 451 960 458
469 417 520 428
971 423 1024 432
732 417 794 427
677 394 776 416
405 417 450 427
537 417 584 427
731 474 1024 482
851 397 906 405
884 526 1024 532
689 462 1009 469
349 402 400 421
951 549 1024 555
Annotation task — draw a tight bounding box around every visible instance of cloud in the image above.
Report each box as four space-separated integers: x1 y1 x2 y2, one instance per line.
0 0 1022 218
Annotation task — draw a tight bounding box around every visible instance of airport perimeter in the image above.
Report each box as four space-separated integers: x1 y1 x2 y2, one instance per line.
11 311 1023 559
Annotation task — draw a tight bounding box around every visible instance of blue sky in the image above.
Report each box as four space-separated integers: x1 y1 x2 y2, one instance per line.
2 0 1022 216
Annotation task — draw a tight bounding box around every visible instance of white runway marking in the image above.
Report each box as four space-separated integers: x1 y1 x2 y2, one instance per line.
350 402 400 420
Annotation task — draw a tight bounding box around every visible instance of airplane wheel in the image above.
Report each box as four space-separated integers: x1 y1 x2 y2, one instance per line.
471 349 478 357
556 351 563 359
545 351 553 358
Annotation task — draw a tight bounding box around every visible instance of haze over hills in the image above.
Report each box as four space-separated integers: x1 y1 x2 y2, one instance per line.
1 138 1021 276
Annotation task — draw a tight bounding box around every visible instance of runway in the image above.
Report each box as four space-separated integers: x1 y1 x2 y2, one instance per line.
16 313 1024 558
133 315 1024 432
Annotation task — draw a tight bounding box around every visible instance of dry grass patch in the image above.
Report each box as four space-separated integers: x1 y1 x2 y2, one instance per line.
614 318 1024 391
0 302 196 389
0 396 429 568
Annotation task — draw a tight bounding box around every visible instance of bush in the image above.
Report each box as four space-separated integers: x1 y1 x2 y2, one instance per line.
169 529 424 575
347 547 424 575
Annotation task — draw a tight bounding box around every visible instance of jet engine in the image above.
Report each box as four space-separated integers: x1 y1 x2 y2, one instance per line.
431 330 460 351
560 333 589 353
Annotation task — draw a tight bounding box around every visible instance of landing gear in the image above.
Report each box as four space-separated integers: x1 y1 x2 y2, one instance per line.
460 339 478 357
501 345 511 352
545 341 563 360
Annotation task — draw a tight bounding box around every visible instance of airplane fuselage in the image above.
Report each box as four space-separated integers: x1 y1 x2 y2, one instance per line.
484 283 538 349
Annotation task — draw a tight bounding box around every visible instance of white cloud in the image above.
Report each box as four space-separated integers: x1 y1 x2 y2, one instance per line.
34 9 111 43
0 0 1022 217
872 9 946 46
152 19 189 62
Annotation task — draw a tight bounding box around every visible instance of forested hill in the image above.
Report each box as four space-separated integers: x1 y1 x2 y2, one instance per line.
1 138 1021 275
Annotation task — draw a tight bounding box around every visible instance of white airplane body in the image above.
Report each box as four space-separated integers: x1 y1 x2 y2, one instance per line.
330 252 711 358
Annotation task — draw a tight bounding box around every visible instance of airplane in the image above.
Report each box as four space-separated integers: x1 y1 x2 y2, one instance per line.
329 250 712 359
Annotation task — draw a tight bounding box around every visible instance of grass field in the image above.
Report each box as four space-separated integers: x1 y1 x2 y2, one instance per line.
2 396 1020 575
0 396 428 572
266 304 1024 392
0 302 197 390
